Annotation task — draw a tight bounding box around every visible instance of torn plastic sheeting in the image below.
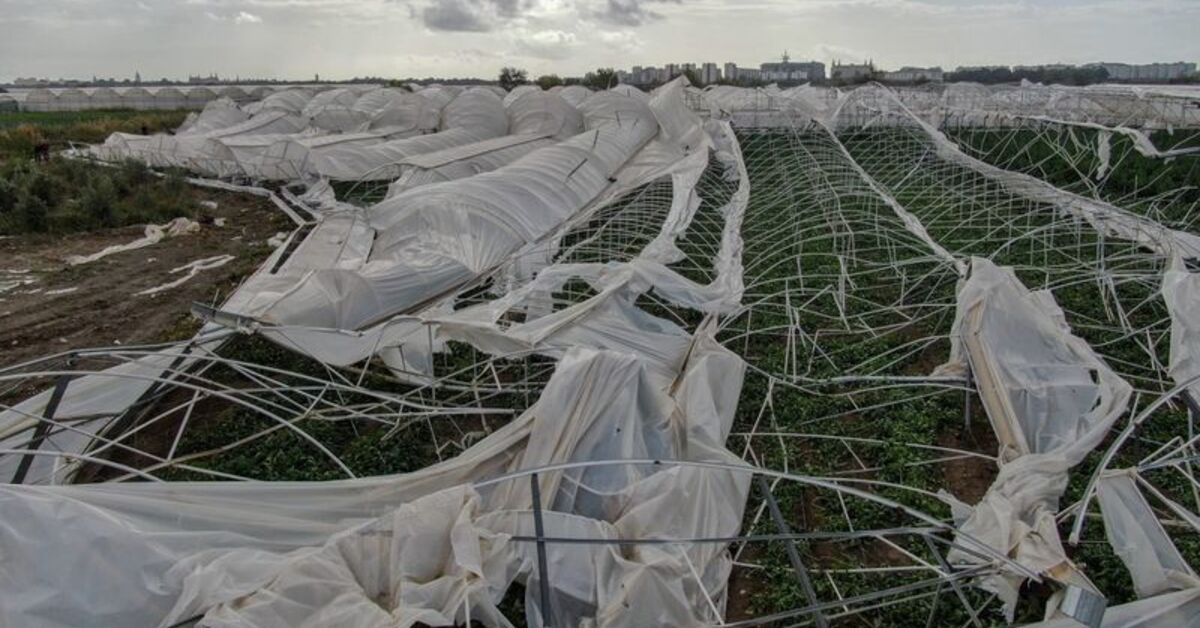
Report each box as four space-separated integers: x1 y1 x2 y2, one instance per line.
1163 254 1200 402
1097 129 1114 179
1096 471 1200 598
92 131 154 162
245 259 696 384
163 339 749 628
136 254 235 297
66 217 200 266
873 86 1200 259
635 118 748 315
199 133 294 178
242 86 745 373
432 263 694 384
1022 115 1200 160
940 258 1132 618
0 338 750 628
260 93 658 331
241 127 745 380
247 231 746 386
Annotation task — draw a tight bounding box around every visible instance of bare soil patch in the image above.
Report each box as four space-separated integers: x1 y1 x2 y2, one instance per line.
0 186 290 368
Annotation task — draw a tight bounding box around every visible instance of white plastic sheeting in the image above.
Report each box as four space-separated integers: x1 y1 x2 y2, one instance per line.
255 88 314 115
352 88 441 132
505 90 584 138
260 92 656 331
938 258 1132 618
559 85 594 108
416 85 457 111
254 132 385 181
311 89 509 181
229 79 742 384
1095 471 1200 598
382 92 585 195
384 133 556 196
836 85 1200 260
136 255 236 297
66 217 200 266
302 87 368 132
177 98 250 136
100 112 308 175
0 343 220 485
503 84 540 107
1163 254 1200 401
0 334 750 628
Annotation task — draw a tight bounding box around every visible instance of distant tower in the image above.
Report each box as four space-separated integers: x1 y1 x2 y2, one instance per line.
315 73 320 83
782 50 790 64
135 71 141 84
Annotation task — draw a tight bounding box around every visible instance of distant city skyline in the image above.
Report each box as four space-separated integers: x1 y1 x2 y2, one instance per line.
2 0 1199 83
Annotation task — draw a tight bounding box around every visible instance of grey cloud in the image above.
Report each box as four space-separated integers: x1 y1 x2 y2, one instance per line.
588 0 679 27
419 0 528 32
418 0 678 32
422 0 492 31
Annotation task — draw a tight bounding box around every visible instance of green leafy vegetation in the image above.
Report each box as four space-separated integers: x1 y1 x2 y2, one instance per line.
0 157 198 235
0 109 197 235
498 66 529 91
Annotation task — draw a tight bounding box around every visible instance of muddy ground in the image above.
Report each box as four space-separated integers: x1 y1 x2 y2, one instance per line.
0 186 292 369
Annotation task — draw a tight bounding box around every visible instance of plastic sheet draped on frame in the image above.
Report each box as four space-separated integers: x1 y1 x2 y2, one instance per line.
311 88 509 181
383 91 584 196
938 258 1132 619
0 336 750 628
231 81 744 382
259 91 658 331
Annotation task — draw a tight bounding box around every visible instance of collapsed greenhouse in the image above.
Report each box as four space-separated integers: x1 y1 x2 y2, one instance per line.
2 78 1200 627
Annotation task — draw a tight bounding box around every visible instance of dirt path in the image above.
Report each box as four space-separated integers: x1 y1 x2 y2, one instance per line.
0 187 292 369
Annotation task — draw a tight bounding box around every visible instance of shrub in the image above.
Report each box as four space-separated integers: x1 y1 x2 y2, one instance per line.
13 189 49 232
79 175 118 228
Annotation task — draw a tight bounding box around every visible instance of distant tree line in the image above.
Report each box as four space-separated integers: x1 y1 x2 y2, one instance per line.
945 66 1110 86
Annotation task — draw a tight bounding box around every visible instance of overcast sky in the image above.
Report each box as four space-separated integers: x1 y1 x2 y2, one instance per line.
1 0 1197 82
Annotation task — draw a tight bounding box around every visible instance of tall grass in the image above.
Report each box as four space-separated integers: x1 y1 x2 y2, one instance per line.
0 110 188 161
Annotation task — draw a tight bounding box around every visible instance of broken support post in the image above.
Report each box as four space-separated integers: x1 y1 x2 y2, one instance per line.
531 472 553 627
12 373 72 484
756 474 828 628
